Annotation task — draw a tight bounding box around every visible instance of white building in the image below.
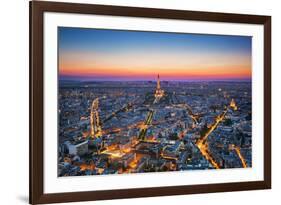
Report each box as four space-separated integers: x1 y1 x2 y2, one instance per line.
65 140 88 156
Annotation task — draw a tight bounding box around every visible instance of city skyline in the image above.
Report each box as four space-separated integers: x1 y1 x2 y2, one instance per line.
59 27 252 82
58 76 252 176
58 28 252 176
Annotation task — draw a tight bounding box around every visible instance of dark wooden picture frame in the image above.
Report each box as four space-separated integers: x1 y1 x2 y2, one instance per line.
30 1 271 204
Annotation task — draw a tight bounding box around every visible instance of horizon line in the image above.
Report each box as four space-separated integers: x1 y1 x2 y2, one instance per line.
59 79 252 83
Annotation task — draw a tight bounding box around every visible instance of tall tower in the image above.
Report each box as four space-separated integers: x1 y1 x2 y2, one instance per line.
90 98 102 138
157 74 161 90
154 74 164 102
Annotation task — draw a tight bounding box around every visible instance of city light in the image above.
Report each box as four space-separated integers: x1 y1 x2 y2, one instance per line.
58 74 252 176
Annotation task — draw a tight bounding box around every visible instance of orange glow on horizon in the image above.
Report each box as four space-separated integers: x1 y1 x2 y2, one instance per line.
59 65 251 80
59 48 251 80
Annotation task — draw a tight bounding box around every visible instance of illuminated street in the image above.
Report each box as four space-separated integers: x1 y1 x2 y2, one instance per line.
196 110 227 169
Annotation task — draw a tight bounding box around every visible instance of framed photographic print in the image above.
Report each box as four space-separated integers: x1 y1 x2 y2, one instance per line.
29 1 271 204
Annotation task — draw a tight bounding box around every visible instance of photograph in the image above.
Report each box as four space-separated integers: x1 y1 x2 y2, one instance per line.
27 1 272 204
58 27 252 177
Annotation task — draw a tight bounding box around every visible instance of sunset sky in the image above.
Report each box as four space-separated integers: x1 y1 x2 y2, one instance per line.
58 27 252 81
